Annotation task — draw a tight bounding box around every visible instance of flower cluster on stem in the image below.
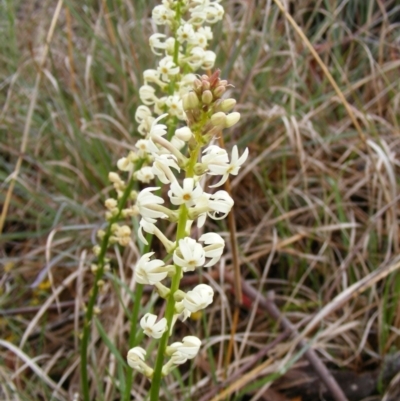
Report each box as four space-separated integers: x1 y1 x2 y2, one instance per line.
83 1 248 400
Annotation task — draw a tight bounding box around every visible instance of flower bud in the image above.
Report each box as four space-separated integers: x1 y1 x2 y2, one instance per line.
182 92 199 110
175 126 193 141
108 172 121 184
105 198 117 210
213 85 226 98
220 98 236 112
210 112 226 128
202 90 213 105
202 80 210 90
225 112 240 128
193 79 202 90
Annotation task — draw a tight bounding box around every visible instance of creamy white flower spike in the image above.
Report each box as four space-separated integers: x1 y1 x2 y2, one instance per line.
140 313 168 339
116 0 250 384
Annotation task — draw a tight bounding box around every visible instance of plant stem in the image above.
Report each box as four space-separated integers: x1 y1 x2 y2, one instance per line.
122 283 144 401
80 163 142 401
149 205 187 401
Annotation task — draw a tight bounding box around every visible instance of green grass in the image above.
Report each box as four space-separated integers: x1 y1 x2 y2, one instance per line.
2 0 400 400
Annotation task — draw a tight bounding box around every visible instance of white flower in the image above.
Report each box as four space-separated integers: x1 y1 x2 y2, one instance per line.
135 139 152 157
149 33 168 55
189 31 208 48
137 218 175 252
168 178 203 207
183 284 214 313
177 23 195 43
149 113 169 137
136 187 167 223
136 106 154 136
137 219 155 245
135 166 154 183
199 232 225 267
198 26 213 40
165 95 185 119
202 145 228 165
134 252 168 285
117 157 133 172
173 237 205 272
152 4 175 25
202 50 216 69
139 85 158 105
135 105 153 123
205 3 224 23
178 73 197 95
127 347 153 377
208 190 234 219
188 190 234 226
158 56 180 82
207 145 249 187
187 46 205 69
152 154 180 184
189 9 207 26
171 135 185 150
165 37 177 54
167 336 202 364
140 313 168 339
154 96 167 115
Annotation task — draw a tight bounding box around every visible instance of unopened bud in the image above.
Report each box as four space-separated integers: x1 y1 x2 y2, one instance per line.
220 98 236 112
93 245 101 256
116 157 130 171
108 172 121 184
194 163 207 176
175 126 193 141
202 90 213 105
97 229 105 239
202 80 210 90
182 92 199 110
193 79 202 90
225 112 241 128
213 85 226 98
105 198 117 210
211 112 227 128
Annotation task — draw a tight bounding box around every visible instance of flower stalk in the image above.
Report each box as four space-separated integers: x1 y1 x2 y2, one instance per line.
83 1 248 400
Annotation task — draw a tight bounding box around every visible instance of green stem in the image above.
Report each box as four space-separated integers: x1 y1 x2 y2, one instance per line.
80 162 142 401
149 205 188 401
122 283 143 401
